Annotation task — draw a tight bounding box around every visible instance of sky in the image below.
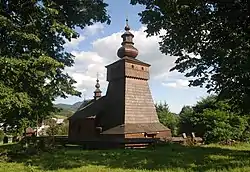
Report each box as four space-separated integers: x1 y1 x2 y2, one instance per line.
54 0 208 113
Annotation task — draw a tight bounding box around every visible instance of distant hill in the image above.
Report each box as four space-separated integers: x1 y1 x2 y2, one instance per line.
55 104 74 111
71 102 83 110
53 102 79 118
54 100 92 118
55 102 82 112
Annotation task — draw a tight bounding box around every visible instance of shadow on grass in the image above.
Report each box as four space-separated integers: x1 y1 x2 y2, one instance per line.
3 143 250 171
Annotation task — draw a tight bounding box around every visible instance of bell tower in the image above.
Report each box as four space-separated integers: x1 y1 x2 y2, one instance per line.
68 19 171 143
93 73 102 100
101 19 170 137
103 19 157 126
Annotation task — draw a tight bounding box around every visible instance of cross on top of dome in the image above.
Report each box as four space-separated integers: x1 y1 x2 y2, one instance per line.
117 19 138 59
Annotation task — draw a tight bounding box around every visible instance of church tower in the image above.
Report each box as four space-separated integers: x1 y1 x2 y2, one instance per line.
93 73 102 100
68 19 171 144
101 19 170 138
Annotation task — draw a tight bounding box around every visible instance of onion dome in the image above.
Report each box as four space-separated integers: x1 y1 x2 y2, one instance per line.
94 74 102 99
117 19 138 58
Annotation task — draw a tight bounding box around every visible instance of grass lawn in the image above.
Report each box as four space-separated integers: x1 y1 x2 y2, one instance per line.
0 143 250 172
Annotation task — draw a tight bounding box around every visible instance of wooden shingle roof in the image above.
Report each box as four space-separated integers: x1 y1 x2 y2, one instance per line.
101 123 170 135
105 56 150 68
68 96 106 120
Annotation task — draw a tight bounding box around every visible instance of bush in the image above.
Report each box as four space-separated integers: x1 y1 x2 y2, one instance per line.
241 117 250 142
0 130 4 142
156 102 180 136
158 111 179 136
242 130 250 142
201 109 245 143
57 122 69 136
46 119 59 136
179 96 249 144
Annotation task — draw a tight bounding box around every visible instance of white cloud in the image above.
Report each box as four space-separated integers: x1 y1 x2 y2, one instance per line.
92 26 177 78
64 35 85 49
62 26 193 99
64 23 105 49
162 79 190 88
63 50 107 96
84 22 105 36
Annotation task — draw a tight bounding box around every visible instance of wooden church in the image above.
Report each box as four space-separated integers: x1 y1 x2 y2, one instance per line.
68 20 171 145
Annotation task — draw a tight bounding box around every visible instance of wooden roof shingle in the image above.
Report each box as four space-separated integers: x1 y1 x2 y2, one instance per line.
101 123 170 135
68 96 106 120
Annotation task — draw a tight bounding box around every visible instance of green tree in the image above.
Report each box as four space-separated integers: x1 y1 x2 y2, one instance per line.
155 102 179 136
242 117 250 142
193 95 231 113
131 0 250 113
179 96 249 143
0 129 4 142
200 109 247 143
46 119 59 136
0 0 110 133
57 120 69 135
179 105 194 135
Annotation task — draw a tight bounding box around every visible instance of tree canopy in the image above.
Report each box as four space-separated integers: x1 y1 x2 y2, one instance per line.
131 0 250 113
155 102 179 136
0 0 110 133
179 95 250 143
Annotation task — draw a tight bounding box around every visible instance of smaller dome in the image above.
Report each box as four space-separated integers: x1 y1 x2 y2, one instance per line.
95 79 100 88
94 88 102 93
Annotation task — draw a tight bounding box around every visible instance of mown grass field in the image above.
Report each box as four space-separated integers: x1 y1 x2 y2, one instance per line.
0 143 250 172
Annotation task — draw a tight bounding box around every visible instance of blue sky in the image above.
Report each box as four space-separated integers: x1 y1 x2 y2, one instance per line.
55 0 208 113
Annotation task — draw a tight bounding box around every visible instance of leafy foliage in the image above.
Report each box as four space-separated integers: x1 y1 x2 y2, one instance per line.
131 0 250 113
57 120 69 135
43 118 68 136
0 129 4 142
155 102 179 136
179 105 194 135
0 0 110 133
179 95 250 143
46 119 59 136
